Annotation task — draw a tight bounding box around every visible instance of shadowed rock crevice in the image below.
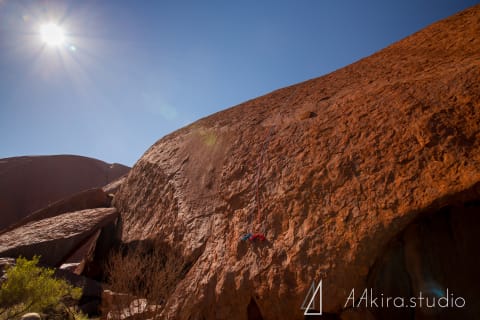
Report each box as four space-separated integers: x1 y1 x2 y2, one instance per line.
247 298 264 320
367 192 480 320
66 216 120 279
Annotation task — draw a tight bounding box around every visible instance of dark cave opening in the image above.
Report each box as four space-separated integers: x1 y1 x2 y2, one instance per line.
367 199 480 319
247 297 264 320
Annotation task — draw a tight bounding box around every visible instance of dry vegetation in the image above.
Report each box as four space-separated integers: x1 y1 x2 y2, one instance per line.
102 239 187 319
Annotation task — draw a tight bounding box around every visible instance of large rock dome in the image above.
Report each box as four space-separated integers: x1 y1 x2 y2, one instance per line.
114 5 480 319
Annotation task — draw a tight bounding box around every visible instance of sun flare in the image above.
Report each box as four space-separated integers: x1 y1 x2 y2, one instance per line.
40 23 65 47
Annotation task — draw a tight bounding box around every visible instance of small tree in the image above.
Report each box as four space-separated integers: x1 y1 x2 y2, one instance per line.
0 256 84 320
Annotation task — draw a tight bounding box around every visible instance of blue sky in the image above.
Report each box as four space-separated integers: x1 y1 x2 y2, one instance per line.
0 0 477 166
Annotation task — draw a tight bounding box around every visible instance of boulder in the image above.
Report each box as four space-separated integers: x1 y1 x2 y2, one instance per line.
114 5 480 320
101 290 135 316
104 295 161 320
0 155 129 231
0 257 15 272
0 257 15 283
0 208 118 267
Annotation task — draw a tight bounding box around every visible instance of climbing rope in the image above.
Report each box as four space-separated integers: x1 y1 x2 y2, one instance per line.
241 127 275 242
255 127 275 228
240 87 301 243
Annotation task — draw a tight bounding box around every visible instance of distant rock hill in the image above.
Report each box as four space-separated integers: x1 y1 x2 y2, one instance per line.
113 5 480 320
0 155 129 231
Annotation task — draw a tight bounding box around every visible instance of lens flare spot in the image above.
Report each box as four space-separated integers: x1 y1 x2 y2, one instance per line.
40 23 65 47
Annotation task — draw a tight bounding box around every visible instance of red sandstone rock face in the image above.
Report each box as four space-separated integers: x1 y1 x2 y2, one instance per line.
0 208 118 267
0 155 129 231
114 6 480 319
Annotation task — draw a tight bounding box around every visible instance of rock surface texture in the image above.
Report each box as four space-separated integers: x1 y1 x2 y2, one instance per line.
103 176 128 195
0 155 129 231
0 208 118 267
114 6 480 320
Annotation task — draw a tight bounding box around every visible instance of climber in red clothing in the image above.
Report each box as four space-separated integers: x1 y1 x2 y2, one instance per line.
249 233 266 242
241 232 266 242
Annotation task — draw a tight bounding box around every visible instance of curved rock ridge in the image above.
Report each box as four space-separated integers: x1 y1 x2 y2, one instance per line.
114 5 480 319
0 208 118 267
0 188 111 235
0 154 129 231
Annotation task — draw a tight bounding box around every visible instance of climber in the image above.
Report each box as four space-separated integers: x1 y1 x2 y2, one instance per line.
249 233 266 242
240 232 266 242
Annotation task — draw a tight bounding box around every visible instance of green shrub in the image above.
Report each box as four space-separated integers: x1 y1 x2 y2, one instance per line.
0 256 83 320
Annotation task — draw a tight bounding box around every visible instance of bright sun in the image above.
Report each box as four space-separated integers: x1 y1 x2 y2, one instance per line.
40 23 65 47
